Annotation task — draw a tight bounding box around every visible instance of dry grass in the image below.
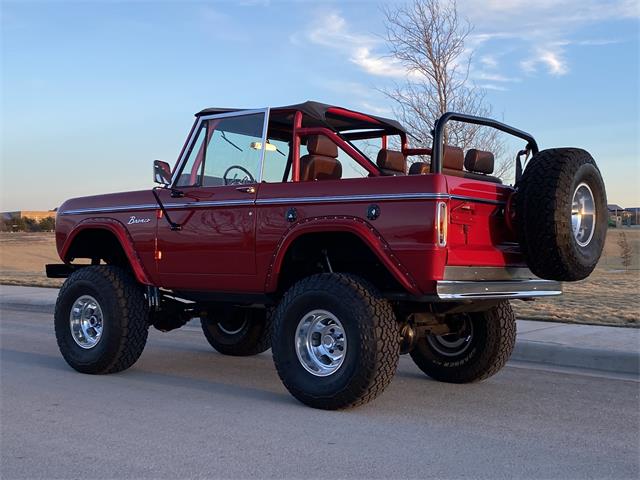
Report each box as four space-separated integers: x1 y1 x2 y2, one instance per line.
512 228 640 327
1 229 638 326
0 232 64 288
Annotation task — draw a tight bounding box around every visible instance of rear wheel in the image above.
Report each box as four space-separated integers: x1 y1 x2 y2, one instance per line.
201 308 272 356
517 148 607 281
271 273 400 410
410 302 516 383
54 266 149 374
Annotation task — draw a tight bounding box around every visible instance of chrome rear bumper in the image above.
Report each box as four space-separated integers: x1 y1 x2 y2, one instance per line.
436 279 562 300
435 266 562 300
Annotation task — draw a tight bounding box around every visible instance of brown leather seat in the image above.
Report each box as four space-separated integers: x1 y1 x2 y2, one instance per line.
408 146 464 175
441 146 465 177
464 149 502 183
300 135 342 181
377 149 406 176
408 161 429 175
465 149 494 174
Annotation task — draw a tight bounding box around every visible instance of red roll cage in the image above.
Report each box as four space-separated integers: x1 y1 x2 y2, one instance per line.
185 101 433 183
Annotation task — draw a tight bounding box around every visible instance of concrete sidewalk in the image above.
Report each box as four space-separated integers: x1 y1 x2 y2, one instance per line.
1 285 638 376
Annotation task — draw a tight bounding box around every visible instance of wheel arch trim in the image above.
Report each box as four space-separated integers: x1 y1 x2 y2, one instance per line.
265 216 422 295
60 218 153 285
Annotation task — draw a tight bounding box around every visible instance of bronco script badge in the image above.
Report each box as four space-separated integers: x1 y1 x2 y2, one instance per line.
128 216 151 225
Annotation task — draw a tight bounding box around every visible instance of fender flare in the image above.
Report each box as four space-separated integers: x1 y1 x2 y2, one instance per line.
265 216 421 295
60 218 153 285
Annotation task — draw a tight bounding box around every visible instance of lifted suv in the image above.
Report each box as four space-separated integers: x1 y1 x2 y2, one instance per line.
48 101 607 409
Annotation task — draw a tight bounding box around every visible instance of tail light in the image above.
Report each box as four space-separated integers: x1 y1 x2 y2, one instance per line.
436 201 448 247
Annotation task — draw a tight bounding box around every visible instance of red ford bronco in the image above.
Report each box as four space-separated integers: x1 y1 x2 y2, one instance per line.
47 101 607 409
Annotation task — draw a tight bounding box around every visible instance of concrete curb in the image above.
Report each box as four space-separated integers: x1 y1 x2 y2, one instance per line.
512 341 640 376
1 294 638 376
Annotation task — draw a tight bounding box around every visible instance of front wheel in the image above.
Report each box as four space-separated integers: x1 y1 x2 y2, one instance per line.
271 273 400 410
54 266 149 374
410 301 516 383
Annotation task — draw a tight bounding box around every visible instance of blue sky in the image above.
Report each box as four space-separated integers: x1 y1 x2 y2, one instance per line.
1 0 638 211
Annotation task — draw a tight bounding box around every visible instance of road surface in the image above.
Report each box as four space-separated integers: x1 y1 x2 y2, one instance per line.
1 305 638 479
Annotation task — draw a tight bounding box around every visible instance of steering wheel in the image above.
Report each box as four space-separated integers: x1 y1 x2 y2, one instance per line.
223 165 256 185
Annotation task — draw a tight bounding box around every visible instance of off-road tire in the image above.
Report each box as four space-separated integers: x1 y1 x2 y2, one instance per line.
410 301 516 383
516 148 607 281
201 308 272 356
271 273 400 410
54 266 149 374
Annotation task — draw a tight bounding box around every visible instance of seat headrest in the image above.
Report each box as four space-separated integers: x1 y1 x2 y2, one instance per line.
306 135 338 158
300 156 342 181
376 149 406 174
443 146 464 170
464 149 495 174
408 162 430 175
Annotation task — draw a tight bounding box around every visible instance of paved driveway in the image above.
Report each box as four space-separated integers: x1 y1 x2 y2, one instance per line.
1 306 638 479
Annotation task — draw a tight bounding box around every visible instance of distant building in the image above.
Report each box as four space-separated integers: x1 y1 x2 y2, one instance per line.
608 204 624 227
607 204 636 227
625 207 640 226
1 210 56 222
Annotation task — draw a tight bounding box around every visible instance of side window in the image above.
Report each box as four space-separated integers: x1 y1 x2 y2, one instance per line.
175 124 206 187
202 113 265 186
175 113 265 188
261 138 291 183
337 148 369 179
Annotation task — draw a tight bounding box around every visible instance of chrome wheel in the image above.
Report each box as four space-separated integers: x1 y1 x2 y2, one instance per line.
69 295 104 349
571 182 596 247
295 309 346 377
427 320 474 357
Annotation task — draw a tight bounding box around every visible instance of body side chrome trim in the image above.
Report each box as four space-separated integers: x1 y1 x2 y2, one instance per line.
256 192 450 205
450 194 505 206
164 200 255 209
60 204 159 215
59 193 506 215
60 200 256 215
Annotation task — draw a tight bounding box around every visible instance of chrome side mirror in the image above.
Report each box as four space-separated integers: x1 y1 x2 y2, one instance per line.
153 160 172 186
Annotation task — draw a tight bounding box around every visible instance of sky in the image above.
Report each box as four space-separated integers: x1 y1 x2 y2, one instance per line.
1 0 638 211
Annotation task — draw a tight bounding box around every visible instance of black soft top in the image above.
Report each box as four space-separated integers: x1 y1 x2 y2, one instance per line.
196 100 406 135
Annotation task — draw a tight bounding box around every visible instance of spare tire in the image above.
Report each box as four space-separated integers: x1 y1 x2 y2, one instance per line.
516 148 607 281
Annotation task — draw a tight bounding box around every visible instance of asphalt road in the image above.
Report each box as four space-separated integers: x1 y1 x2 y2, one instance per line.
1 306 638 480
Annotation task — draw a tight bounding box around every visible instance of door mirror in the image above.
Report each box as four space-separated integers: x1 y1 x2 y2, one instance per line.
153 160 172 186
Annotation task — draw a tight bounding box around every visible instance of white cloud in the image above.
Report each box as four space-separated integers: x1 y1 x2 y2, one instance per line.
294 10 409 79
475 72 520 82
358 101 393 116
305 12 372 51
521 49 569 76
480 55 499 69
461 0 634 77
539 51 569 75
292 1 633 84
350 47 407 78
480 84 509 91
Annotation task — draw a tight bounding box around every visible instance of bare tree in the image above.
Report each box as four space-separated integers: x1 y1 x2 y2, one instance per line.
383 0 510 178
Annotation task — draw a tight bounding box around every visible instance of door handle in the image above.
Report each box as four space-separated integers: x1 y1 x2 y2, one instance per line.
236 186 256 194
